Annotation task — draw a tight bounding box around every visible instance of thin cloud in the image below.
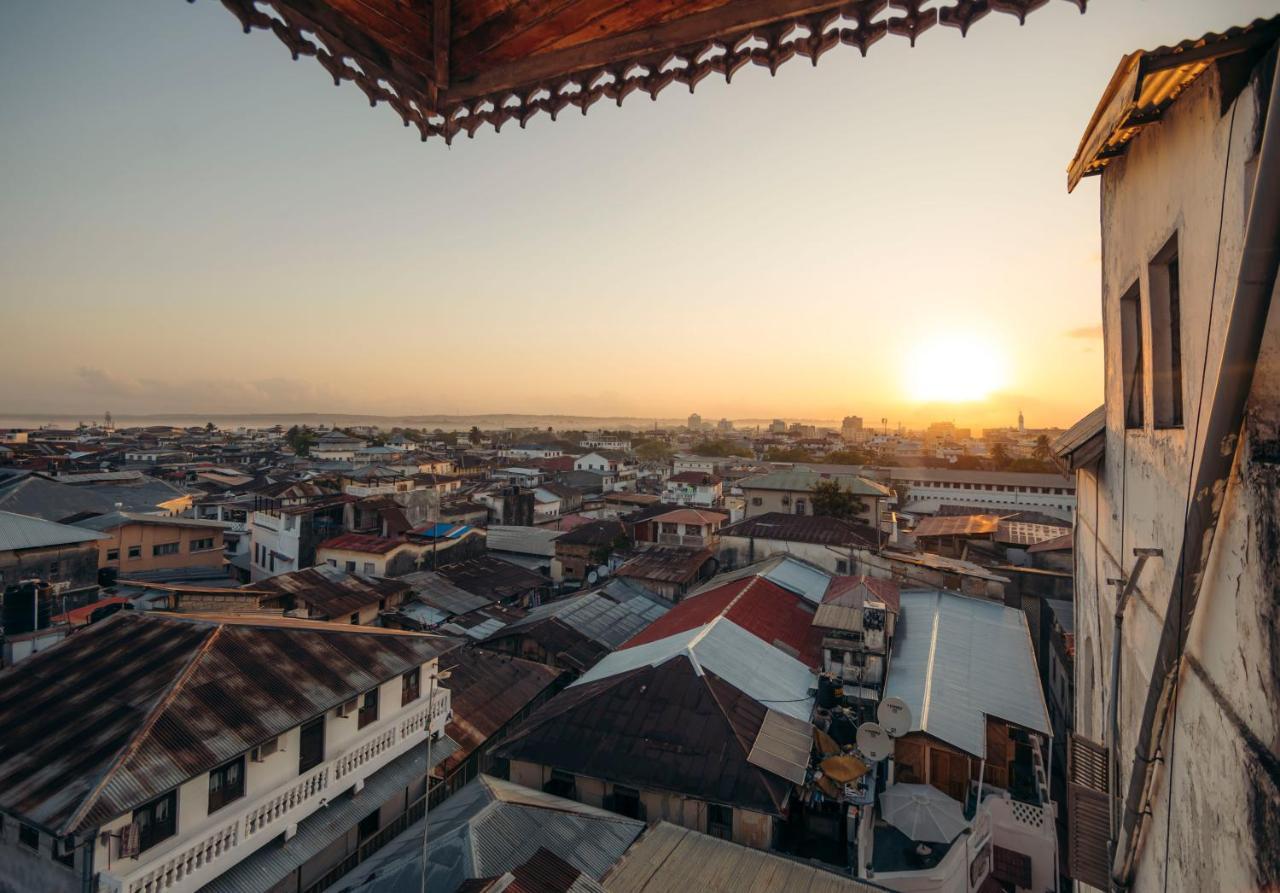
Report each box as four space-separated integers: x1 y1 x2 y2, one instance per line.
1065 325 1103 340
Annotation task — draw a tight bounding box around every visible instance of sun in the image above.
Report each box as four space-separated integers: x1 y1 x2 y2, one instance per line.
904 334 1007 403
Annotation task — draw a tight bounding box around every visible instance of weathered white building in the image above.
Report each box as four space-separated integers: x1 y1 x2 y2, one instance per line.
1058 21 1280 893
0 613 455 893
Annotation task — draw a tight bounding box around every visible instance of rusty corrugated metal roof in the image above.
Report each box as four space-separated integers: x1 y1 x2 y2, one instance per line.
0 611 459 835
250 563 409 618
1068 16 1280 190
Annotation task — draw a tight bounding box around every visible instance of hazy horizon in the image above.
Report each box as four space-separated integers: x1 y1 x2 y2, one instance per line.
3 1 1275 429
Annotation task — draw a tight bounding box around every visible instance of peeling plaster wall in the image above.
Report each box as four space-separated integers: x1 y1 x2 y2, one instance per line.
1075 59 1280 892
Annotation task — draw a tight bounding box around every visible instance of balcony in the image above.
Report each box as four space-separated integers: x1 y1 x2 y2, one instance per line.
100 687 450 893
656 534 707 547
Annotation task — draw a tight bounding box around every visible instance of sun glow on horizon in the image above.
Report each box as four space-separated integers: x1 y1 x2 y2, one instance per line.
904 334 1008 405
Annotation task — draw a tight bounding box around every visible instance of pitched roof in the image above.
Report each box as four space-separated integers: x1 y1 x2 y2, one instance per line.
621 576 822 668
0 612 458 835
573 615 815 723
1067 16 1280 190
694 554 834 606
604 822 882 892
614 547 714 585
70 511 229 532
498 658 795 815
739 469 891 498
329 775 643 893
317 532 411 554
436 649 566 779
1052 404 1106 471
666 471 721 485
0 511 109 551
912 514 1002 539
719 512 876 547
1028 532 1074 553
883 590 1051 758
400 570 494 616
251 564 409 618
821 576 901 614
439 556 550 601
486 579 669 671
555 520 625 548
646 508 725 526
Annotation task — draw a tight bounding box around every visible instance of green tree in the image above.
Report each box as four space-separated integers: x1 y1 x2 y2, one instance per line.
469 426 483 445
286 425 316 457
810 480 868 522
824 448 874 466
989 443 1011 469
693 439 753 458
204 421 216 432
634 439 673 463
1032 434 1052 462
765 447 816 463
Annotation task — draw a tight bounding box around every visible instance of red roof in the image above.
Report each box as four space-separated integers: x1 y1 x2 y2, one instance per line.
316 533 407 555
532 456 575 473
51 597 130 627
668 471 722 485
823 576 901 614
621 576 821 668
649 508 725 526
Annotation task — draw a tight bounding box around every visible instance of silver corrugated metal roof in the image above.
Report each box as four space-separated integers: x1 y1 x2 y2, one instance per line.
400 571 492 616
0 510 109 551
883 590 1051 758
761 557 832 605
496 579 668 650
485 525 563 557
329 775 644 893
572 618 815 722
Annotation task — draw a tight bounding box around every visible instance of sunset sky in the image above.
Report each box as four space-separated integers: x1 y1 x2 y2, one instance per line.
2 0 1275 429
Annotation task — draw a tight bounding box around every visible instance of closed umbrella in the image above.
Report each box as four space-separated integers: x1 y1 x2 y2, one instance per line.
878 783 968 844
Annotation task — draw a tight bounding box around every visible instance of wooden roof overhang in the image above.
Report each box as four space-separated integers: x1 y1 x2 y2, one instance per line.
211 0 1086 143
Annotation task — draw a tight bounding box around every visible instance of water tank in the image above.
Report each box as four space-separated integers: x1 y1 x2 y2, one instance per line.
3 582 47 635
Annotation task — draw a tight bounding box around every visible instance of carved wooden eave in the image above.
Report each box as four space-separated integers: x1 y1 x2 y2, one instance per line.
210 0 1087 144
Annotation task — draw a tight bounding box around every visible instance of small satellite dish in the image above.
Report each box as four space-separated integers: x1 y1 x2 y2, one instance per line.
596 565 611 579
586 571 599 585
856 722 893 762
878 697 913 738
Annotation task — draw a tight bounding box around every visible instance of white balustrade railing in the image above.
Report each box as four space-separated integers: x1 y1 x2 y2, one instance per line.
102 685 451 893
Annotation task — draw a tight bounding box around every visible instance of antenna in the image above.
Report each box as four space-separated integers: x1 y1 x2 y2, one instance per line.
877 697 913 737
855 722 893 762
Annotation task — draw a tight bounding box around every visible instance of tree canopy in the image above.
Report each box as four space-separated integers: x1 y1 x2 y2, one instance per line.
810 480 868 522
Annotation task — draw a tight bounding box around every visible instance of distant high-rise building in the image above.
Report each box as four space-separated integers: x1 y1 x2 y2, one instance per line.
687 412 703 431
770 419 786 434
841 415 864 442
717 418 733 432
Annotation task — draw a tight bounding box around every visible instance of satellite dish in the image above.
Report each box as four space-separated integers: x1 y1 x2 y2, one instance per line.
878 697 913 738
586 571 599 585
596 565 611 579
856 722 893 762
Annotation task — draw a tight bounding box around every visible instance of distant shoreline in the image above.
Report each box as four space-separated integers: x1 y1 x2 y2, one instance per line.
0 412 846 431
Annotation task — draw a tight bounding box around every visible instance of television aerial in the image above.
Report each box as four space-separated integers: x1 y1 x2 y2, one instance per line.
856 722 893 762
878 697 913 738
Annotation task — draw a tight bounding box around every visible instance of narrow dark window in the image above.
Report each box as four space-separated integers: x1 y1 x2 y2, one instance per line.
133 791 177 853
401 667 421 706
208 756 245 814
707 803 733 840
1120 281 1145 429
299 717 325 774
1149 235 1184 428
18 823 39 851
357 689 379 729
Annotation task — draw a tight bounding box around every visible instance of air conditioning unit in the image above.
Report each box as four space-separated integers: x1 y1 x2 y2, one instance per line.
251 737 280 762
335 698 359 718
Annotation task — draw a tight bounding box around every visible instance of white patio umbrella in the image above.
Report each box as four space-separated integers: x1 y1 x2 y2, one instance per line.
878 783 969 844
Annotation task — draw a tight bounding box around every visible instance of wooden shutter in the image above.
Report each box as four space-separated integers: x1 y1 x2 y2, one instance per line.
1067 734 1111 890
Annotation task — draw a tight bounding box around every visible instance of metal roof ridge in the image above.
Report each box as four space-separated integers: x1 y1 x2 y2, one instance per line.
64 620 224 835
917 591 943 735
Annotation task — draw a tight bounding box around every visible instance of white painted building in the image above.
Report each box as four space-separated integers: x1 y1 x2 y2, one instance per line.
0 613 454 893
1059 25 1280 893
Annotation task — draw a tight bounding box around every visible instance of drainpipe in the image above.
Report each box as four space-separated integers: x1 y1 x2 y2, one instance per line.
1112 53 1280 890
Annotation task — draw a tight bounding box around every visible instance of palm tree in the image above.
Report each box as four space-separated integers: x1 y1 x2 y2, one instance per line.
1032 434 1052 462
468 426 482 446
